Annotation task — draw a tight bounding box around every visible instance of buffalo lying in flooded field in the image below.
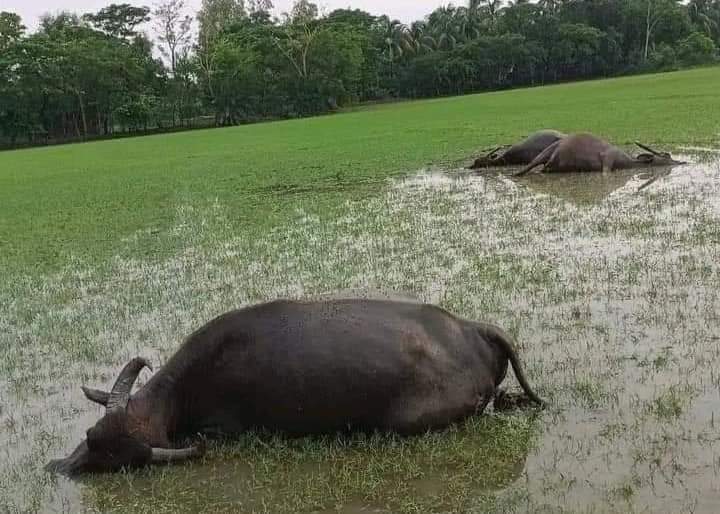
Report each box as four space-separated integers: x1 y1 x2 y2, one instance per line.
46 298 543 475
515 133 685 175
469 130 566 169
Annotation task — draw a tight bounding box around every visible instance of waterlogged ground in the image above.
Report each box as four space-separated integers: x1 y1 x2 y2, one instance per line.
2 153 720 513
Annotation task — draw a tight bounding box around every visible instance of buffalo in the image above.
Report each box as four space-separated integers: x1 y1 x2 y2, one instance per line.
469 130 566 169
515 133 685 175
46 297 543 475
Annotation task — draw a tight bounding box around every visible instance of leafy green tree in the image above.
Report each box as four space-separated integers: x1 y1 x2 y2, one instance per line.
204 37 261 124
82 4 151 39
290 0 319 24
198 0 245 47
325 9 385 99
678 31 718 64
553 23 605 76
0 12 25 50
272 3 321 80
649 43 679 70
197 0 247 114
636 0 689 62
2 0 720 148
309 26 364 105
0 36 37 144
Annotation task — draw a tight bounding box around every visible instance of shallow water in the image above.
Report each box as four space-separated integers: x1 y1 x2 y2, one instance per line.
2 155 720 513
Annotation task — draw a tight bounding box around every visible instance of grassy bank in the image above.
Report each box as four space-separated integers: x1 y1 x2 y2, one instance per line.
1 66 719 275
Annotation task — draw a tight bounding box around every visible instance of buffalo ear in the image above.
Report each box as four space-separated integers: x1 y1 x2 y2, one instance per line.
82 386 110 407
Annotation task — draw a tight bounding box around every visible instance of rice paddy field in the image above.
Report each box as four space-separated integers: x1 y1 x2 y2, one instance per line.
2 66 720 513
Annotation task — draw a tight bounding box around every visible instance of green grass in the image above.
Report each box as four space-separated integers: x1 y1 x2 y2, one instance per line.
82 416 538 514
2 66 720 274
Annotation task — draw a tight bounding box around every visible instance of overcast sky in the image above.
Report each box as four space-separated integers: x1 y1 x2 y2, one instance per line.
1 0 447 31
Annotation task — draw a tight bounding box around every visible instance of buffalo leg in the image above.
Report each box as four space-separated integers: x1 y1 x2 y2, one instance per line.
514 140 561 177
494 389 539 411
475 392 492 415
600 152 614 173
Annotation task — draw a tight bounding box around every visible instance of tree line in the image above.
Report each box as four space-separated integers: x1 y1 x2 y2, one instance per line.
1 0 719 147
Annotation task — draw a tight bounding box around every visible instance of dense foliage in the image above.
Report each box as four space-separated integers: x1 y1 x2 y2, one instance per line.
1 0 719 147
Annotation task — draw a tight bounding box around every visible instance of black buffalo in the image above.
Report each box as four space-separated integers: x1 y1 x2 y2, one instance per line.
515 133 685 175
47 297 543 475
469 130 566 169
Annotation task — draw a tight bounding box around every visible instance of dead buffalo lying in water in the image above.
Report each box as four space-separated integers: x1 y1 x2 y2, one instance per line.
515 133 685 175
469 130 566 169
46 298 543 475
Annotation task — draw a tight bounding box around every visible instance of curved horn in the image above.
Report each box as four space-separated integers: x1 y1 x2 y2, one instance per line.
81 386 110 406
483 146 503 156
469 146 507 169
151 446 203 464
106 357 153 412
635 141 661 156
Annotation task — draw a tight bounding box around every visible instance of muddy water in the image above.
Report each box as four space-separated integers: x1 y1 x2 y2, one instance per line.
2 155 720 513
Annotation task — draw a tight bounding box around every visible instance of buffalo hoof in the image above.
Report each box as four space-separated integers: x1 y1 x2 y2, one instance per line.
494 390 540 412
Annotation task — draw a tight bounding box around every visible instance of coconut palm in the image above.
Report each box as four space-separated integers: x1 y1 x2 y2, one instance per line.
468 0 503 31
425 4 489 50
379 17 414 61
426 6 461 50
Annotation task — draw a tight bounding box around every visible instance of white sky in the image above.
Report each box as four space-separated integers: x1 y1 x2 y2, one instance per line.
1 0 447 31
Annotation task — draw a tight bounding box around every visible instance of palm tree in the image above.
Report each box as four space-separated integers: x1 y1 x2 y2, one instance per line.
379 18 413 61
468 0 503 31
408 21 433 54
456 6 482 41
426 4 489 49
378 17 415 80
426 6 460 50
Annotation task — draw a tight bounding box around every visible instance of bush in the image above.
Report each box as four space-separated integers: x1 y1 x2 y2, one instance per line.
649 44 679 71
678 32 718 66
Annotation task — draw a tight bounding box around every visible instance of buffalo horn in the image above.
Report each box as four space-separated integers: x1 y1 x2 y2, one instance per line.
81 386 110 406
634 141 662 156
106 357 153 412
151 446 203 463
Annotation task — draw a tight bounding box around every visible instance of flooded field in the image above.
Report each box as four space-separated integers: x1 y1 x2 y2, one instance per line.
2 154 720 513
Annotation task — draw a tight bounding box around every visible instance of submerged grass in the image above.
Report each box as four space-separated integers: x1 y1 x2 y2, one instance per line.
3 156 720 513
82 415 537 514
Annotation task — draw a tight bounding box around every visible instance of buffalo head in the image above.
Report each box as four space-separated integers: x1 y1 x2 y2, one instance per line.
635 142 686 166
45 357 202 476
468 146 505 169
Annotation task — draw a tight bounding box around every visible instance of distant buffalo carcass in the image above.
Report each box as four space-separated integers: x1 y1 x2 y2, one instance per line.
469 130 566 169
46 297 544 475
515 133 685 175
